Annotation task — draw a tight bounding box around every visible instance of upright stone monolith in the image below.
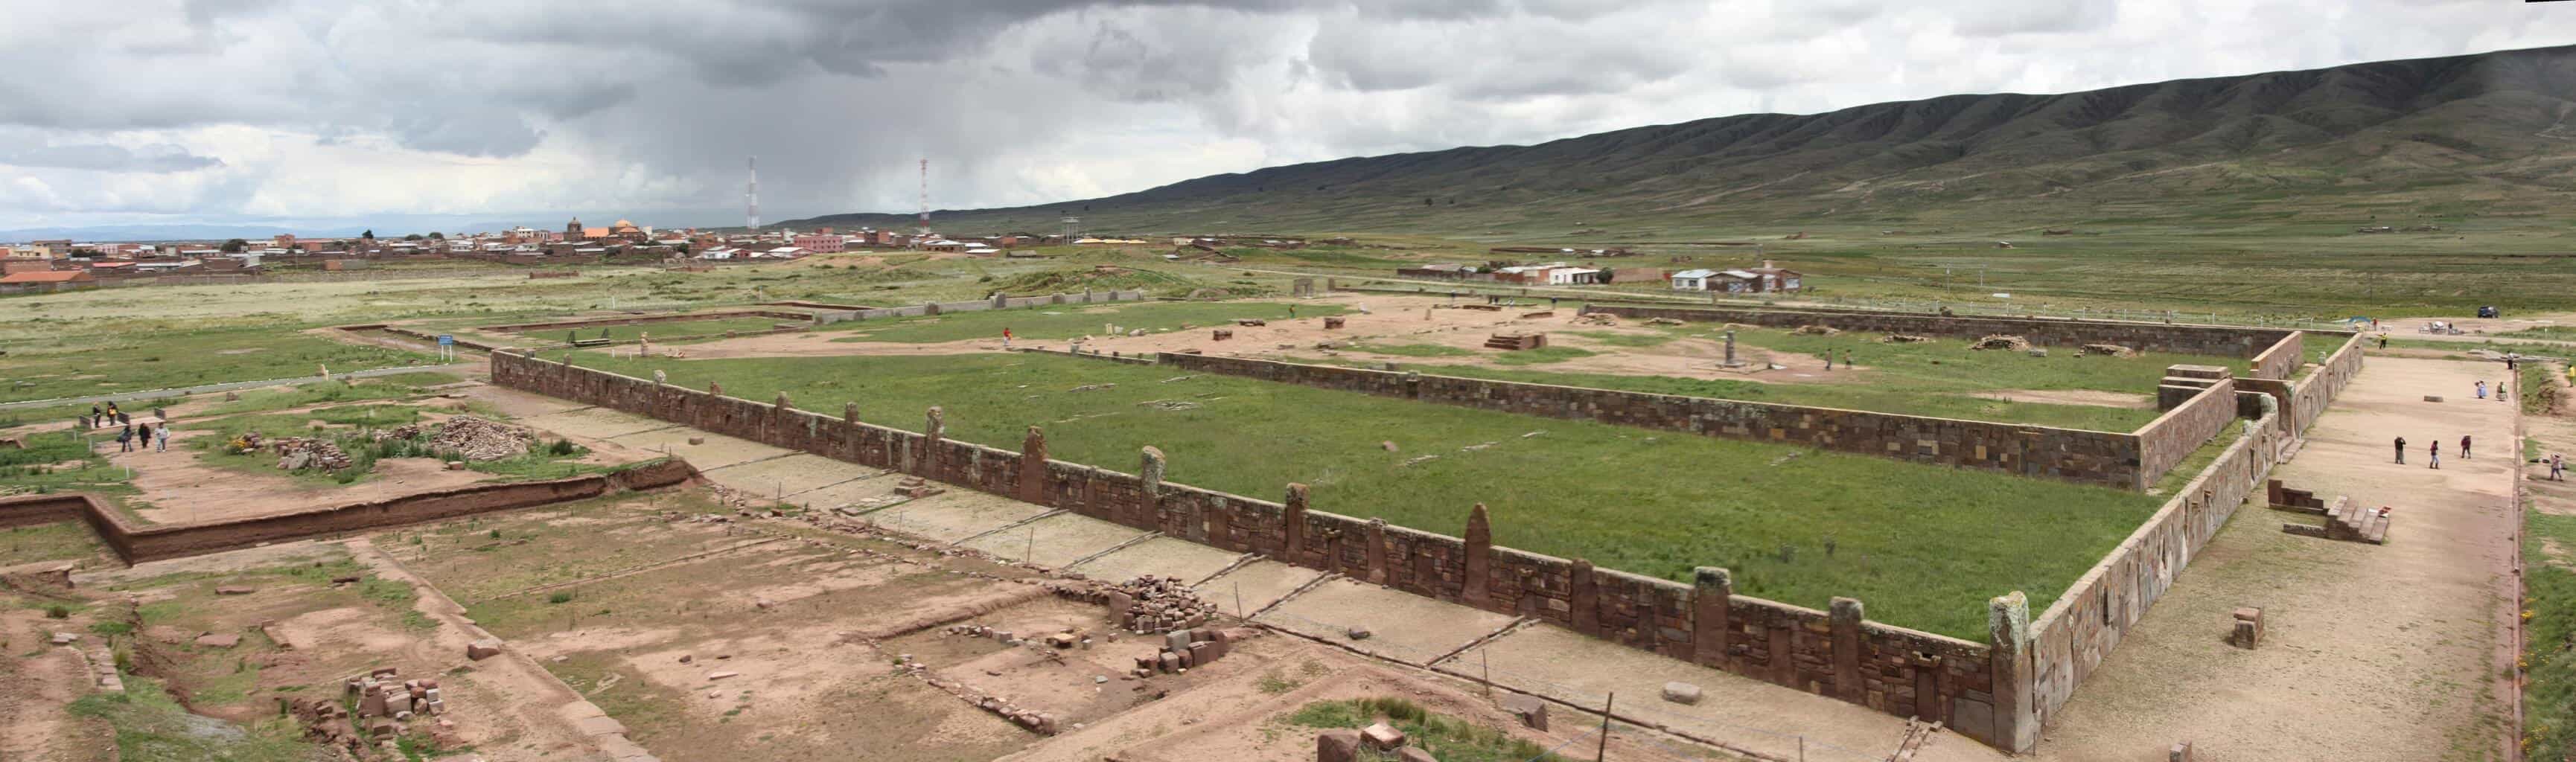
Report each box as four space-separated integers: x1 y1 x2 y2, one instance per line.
774 391 792 411
1284 483 1310 564
1986 591 2035 752
1829 597 1865 702
1461 504 1492 607
1018 426 1048 505
1138 446 1167 530
708 381 723 397
915 406 945 477
1568 557 1599 635
1364 518 1389 585
843 402 858 423
1721 330 1742 368
1691 567 1733 670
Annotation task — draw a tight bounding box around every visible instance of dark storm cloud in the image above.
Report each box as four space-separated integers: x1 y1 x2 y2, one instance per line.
0 0 2557 229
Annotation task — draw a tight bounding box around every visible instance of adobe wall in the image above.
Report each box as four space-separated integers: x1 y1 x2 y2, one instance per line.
1578 304 2306 360
0 459 698 566
487 349 2015 747
2135 377 2239 485
1153 353 2152 490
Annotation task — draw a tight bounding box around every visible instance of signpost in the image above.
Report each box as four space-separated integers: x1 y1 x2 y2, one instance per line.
437 335 455 362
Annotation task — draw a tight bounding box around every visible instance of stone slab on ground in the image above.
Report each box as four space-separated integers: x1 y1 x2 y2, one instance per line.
1196 560 1326 616
1438 624 1983 761
603 427 791 470
1066 536 1243 588
2029 356 2516 761
1254 576 1514 666
861 491 1054 543
517 407 678 440
699 453 877 499
777 470 904 510
959 512 1152 568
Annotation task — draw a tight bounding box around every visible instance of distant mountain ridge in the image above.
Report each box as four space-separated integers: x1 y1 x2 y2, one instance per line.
783 44 2576 236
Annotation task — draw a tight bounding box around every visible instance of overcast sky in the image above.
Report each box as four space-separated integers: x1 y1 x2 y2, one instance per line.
0 0 2564 234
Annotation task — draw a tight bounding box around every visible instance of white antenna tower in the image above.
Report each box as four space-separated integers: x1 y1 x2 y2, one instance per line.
745 156 760 230
917 159 930 235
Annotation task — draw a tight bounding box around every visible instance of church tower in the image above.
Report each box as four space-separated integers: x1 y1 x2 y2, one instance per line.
565 217 584 239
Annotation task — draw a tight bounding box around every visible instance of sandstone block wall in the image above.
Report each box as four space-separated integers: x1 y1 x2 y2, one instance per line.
2248 331 2303 380
488 349 2012 747
1155 353 2154 489
2024 408 2281 740
2135 377 2239 484
1578 304 2312 360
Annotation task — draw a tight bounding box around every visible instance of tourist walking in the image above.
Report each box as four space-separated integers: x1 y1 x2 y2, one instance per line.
2508 356 2520 371
1001 327 1013 349
154 426 169 452
2379 334 2389 350
115 425 133 453
2476 380 2488 400
2461 435 2473 460
135 423 152 453
2554 454 2566 481
2394 436 2406 464
2429 440 2440 469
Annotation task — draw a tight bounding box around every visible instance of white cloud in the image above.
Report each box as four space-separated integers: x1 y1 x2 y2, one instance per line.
0 0 2562 232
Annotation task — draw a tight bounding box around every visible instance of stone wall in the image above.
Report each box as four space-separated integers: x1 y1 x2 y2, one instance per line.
2248 331 2303 380
821 289 1144 323
480 310 812 333
2135 378 2239 485
2234 331 2367 438
1578 304 2308 360
2013 402 2286 751
0 459 697 565
487 349 2015 748
1155 353 2155 490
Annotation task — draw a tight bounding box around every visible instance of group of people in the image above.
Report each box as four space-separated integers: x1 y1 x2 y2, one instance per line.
2394 435 2478 468
86 402 168 454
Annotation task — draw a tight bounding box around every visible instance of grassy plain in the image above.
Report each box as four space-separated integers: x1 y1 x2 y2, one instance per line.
507 315 794 342
567 350 2162 638
0 324 433 404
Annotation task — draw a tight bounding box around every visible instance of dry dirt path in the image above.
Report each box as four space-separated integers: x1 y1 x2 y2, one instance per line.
2027 356 2518 761
0 608 111 762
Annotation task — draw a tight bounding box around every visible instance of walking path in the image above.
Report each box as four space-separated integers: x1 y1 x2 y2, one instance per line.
0 362 481 412
2027 356 2518 761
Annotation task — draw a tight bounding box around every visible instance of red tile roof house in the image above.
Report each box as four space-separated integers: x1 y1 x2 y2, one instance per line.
0 269 98 293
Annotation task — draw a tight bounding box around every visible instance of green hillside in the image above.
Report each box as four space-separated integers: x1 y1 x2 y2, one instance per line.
783 45 2576 242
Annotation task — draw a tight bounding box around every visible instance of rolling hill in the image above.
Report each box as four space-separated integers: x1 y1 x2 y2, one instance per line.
783 45 2576 240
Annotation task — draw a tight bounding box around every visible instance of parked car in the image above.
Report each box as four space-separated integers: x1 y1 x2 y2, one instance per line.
2478 306 2500 318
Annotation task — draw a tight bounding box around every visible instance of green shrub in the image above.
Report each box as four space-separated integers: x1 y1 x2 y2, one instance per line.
547 592 573 604
44 603 71 618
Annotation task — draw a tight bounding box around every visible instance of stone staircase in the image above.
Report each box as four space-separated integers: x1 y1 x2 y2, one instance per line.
2266 479 2388 544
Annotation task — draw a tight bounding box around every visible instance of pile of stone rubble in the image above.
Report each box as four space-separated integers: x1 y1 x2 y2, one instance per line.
1097 574 1218 634
1971 334 2033 350
273 438 353 471
429 416 535 461
287 667 463 760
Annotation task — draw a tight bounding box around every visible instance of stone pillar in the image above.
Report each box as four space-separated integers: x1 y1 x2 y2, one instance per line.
708 381 722 397
1985 592 2036 752
1364 519 1389 585
1018 426 1048 505
916 406 945 478
1569 558 1600 635
1722 330 1740 367
1829 597 1865 702
1461 503 1493 607
843 402 858 423
1691 567 1733 670
1138 446 1166 531
774 391 791 411
1284 484 1309 565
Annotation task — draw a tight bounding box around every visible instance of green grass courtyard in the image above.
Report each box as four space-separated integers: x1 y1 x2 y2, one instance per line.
567 350 2170 638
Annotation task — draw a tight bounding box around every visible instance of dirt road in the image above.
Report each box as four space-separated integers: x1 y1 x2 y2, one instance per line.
2028 356 2518 761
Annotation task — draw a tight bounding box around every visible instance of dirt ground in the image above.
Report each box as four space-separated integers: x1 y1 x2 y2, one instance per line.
116 429 494 524
2027 356 2519 761
637 294 1875 386
0 605 115 762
